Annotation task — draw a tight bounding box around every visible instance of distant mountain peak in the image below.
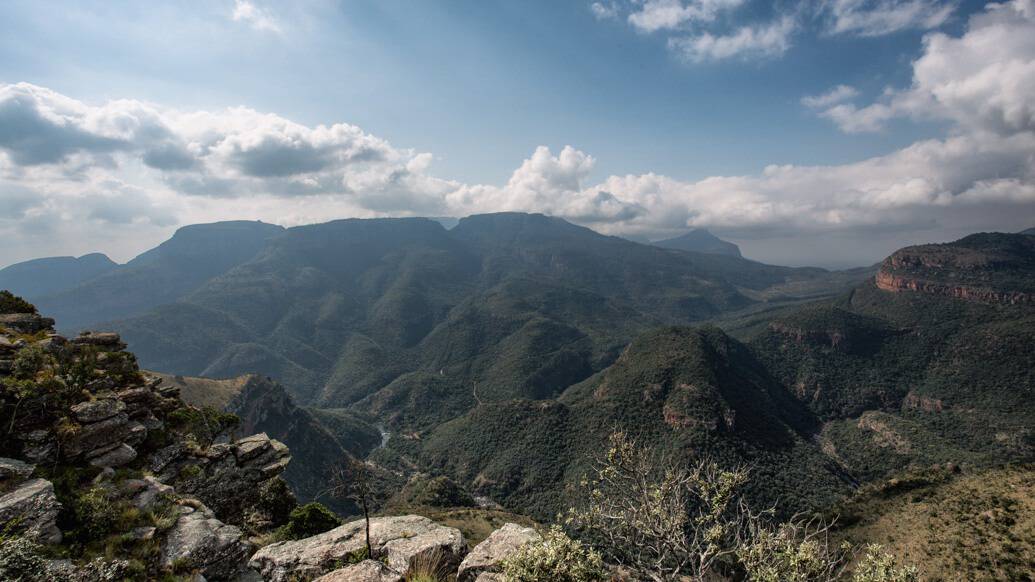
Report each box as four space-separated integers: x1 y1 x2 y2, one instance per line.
1022 227 1035 235
653 228 742 258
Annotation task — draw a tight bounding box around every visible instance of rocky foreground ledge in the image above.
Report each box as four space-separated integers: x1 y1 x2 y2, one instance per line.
250 516 539 582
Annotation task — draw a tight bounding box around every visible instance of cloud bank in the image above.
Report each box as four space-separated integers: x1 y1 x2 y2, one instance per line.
1 1 1034 267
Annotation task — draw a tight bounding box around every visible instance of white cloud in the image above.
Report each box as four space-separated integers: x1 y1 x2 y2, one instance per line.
627 0 746 33
801 85 859 109
822 0 956 37
231 0 282 34
3 0 1035 274
668 16 796 62
590 2 620 20
810 0 1035 134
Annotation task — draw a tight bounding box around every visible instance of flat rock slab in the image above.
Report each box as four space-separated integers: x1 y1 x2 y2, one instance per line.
249 515 466 582
0 478 62 544
0 457 35 485
71 398 126 423
458 523 540 582
314 560 403 582
161 504 253 581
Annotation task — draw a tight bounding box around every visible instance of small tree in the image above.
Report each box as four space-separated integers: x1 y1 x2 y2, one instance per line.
737 516 853 582
329 457 377 559
566 431 751 581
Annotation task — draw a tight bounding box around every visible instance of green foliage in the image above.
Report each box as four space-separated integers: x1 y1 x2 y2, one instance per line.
166 406 240 446
0 290 36 315
391 475 476 510
851 545 919 582
257 477 298 527
72 487 118 539
0 537 45 582
499 526 606 582
738 521 852 582
279 502 341 540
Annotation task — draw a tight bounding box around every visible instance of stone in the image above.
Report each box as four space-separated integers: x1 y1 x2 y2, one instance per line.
0 457 35 486
19 430 56 464
0 478 62 544
249 515 466 582
88 443 138 468
0 313 55 334
125 421 147 446
314 560 404 582
71 398 126 423
63 412 130 457
0 335 15 353
457 523 540 582
160 503 254 581
72 331 124 348
125 476 175 510
234 433 273 461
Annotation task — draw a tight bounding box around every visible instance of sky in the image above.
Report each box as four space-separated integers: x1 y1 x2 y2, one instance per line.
0 0 1033 269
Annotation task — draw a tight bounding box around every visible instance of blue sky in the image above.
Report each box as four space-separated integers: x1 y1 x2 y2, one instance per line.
1 0 1033 268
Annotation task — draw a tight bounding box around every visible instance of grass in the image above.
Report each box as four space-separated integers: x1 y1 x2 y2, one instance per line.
833 464 1035 581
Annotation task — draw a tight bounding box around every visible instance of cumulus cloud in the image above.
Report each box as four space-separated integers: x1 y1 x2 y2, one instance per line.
590 2 621 20
809 0 1035 134
668 16 796 62
231 0 281 33
2 2 1034 267
627 0 746 32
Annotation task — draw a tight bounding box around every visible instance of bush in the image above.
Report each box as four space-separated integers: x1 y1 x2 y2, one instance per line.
282 502 341 539
852 545 919 582
0 291 36 315
738 519 852 582
258 477 298 527
0 536 45 582
73 487 118 539
499 526 606 582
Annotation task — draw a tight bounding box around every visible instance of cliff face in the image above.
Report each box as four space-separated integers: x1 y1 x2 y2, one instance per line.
0 301 296 580
875 233 1035 305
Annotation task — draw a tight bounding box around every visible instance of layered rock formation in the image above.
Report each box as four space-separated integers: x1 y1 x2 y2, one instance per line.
875 232 1035 304
0 304 294 580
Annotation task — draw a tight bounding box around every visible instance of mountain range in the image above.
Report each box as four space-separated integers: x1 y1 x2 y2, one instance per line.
653 228 743 257
1 214 1032 523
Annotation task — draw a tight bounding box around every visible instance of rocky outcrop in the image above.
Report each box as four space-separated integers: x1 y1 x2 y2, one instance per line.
160 502 255 580
875 233 1035 305
0 312 56 334
249 515 467 582
875 270 1035 304
154 432 291 527
0 476 62 544
457 522 540 582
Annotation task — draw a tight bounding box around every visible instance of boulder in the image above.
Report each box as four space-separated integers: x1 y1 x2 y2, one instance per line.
72 331 125 349
249 515 466 582
71 398 126 423
457 523 540 582
19 430 56 464
63 412 131 458
0 478 62 544
0 313 55 334
88 443 138 468
160 503 254 581
314 560 404 582
0 457 35 486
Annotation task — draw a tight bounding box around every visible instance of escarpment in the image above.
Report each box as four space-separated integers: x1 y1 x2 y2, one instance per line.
875 232 1035 304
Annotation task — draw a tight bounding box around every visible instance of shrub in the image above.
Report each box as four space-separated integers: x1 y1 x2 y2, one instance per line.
499 526 606 582
73 487 118 539
0 291 36 315
737 518 853 582
257 477 298 527
281 502 341 539
852 545 920 582
0 536 45 582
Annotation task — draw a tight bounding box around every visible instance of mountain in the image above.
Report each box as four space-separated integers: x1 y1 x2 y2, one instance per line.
110 213 854 409
0 252 117 298
748 232 1035 481
653 228 742 257
163 371 381 512
1021 227 1035 235
34 220 285 330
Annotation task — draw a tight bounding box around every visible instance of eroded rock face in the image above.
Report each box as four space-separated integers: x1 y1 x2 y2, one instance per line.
160 503 254 581
0 478 62 544
249 515 466 582
457 523 540 582
314 560 404 582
